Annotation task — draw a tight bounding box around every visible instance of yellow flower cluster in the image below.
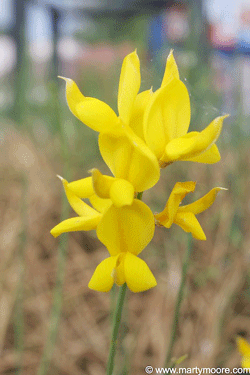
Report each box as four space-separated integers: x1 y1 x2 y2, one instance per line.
51 50 227 293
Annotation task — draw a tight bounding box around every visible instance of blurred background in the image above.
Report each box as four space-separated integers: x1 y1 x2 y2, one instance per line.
1 0 250 374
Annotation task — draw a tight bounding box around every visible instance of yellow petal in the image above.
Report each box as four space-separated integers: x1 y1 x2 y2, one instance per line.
88 256 117 292
242 357 250 369
200 114 228 145
174 212 206 240
58 77 85 119
186 144 221 164
118 50 141 125
237 337 250 357
97 200 155 256
60 177 98 217
91 169 134 207
155 182 196 227
161 50 179 87
144 78 190 160
129 89 153 140
178 187 226 215
67 177 94 198
163 115 227 163
76 98 119 133
99 125 160 192
91 168 114 199
60 77 118 132
124 253 157 292
114 253 126 286
50 214 101 238
89 194 112 214
109 179 134 208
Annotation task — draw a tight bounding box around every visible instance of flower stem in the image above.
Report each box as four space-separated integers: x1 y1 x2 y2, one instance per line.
164 235 193 368
106 283 127 375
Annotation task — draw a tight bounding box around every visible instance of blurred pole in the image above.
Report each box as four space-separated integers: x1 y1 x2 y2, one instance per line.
12 0 26 125
50 6 60 80
48 6 61 133
189 0 208 68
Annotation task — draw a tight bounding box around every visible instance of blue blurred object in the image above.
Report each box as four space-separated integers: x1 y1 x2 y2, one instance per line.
148 13 165 59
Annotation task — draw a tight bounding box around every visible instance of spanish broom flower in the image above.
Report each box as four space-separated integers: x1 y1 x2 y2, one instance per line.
143 51 228 168
60 50 160 193
50 176 157 292
237 337 250 368
155 182 226 240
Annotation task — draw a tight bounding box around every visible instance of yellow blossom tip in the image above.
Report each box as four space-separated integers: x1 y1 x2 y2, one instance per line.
56 174 64 181
168 49 174 57
57 76 69 82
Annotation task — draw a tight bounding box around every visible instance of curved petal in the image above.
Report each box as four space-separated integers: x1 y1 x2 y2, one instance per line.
99 125 160 192
97 200 155 256
59 77 85 119
118 50 141 125
174 212 206 240
60 77 119 132
162 132 198 163
144 78 190 160
76 98 119 133
67 177 94 198
124 253 157 292
186 144 221 164
61 177 98 217
51 214 101 238
109 179 134 208
178 187 226 215
129 89 153 140
161 50 179 87
155 182 196 227
91 169 114 199
162 115 227 163
88 256 117 292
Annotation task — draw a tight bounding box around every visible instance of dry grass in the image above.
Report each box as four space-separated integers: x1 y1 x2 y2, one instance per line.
0 124 249 375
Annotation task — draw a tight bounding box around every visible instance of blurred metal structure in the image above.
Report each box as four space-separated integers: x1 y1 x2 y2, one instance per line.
12 0 26 124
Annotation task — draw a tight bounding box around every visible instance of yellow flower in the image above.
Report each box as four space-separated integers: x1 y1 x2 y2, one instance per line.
155 182 226 240
237 337 250 368
50 176 157 293
60 50 160 193
143 51 228 167
89 200 156 293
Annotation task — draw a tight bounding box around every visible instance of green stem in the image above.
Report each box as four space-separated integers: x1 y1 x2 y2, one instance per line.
106 283 127 375
164 236 193 368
